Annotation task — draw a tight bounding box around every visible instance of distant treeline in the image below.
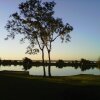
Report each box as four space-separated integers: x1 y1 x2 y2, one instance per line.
0 58 97 66
0 58 100 71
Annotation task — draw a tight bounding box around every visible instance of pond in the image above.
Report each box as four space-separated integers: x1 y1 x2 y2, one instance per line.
0 65 100 76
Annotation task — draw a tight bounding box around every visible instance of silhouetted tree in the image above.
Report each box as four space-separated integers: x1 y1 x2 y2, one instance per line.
97 57 100 67
5 0 52 77
56 60 65 68
34 1 73 77
80 58 91 65
45 19 73 76
98 57 100 64
0 58 1 65
5 0 73 77
23 57 33 70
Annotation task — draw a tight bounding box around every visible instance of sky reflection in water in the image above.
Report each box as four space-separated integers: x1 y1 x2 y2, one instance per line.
0 65 100 76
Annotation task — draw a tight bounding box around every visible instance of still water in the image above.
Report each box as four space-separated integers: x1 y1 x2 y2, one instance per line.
0 65 100 76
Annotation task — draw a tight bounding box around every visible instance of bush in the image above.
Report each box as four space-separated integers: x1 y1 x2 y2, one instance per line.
56 60 65 68
23 57 33 70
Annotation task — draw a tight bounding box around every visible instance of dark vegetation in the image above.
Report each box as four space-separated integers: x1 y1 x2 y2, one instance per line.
0 58 99 73
0 73 100 100
0 58 97 66
5 0 73 77
97 57 100 65
23 57 33 70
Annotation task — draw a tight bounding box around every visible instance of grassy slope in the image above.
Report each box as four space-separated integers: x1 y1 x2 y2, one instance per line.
0 71 100 100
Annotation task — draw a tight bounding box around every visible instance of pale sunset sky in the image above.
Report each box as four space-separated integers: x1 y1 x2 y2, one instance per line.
0 0 100 61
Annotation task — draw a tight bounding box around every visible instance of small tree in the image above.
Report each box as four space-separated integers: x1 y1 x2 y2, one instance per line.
56 60 65 68
23 57 33 70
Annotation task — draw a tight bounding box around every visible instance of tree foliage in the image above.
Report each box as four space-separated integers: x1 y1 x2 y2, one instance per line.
5 0 73 52
5 0 73 77
23 57 33 70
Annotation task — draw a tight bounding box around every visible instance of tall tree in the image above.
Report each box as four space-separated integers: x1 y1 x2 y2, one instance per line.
5 0 49 77
5 0 73 77
44 17 73 77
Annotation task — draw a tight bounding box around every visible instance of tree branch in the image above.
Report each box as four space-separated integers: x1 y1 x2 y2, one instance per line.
36 37 42 50
52 34 60 42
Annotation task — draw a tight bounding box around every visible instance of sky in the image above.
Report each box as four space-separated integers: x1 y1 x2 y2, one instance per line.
0 0 100 61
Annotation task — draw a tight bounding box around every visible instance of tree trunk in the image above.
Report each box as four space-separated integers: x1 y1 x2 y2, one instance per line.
48 50 51 77
42 49 46 77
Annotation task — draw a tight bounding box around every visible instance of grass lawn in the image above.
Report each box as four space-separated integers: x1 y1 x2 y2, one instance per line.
0 71 100 100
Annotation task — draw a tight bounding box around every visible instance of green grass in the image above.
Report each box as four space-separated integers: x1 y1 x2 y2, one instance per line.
0 71 100 100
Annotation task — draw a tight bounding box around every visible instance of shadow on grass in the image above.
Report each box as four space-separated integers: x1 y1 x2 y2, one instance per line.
0 73 100 100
